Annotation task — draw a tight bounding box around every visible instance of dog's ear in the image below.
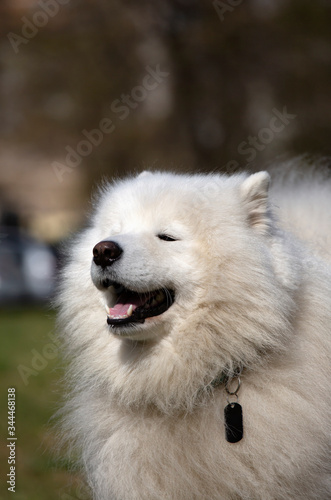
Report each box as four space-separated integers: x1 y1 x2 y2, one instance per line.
240 172 271 233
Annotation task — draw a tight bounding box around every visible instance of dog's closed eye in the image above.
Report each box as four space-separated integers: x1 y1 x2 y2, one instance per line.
157 234 178 242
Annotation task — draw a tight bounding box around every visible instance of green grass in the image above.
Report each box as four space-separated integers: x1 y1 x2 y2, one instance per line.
0 308 89 500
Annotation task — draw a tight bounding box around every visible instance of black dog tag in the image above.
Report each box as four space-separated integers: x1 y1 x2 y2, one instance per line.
224 403 243 443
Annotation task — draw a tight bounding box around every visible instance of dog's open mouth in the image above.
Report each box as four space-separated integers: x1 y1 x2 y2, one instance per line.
104 281 175 327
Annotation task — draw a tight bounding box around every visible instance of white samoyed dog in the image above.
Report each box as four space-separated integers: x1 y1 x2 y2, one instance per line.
57 160 331 500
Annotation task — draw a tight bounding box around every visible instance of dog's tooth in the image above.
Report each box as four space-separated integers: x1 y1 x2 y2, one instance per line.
105 304 110 314
127 304 133 317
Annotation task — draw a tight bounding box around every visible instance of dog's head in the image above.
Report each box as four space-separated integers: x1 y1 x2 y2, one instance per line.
89 170 295 348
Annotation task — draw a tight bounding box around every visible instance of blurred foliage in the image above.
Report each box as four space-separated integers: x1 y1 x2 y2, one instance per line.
0 0 331 190
0 308 88 500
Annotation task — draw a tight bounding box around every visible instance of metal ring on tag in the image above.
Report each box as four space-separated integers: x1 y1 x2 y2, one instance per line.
225 376 241 396
226 393 239 406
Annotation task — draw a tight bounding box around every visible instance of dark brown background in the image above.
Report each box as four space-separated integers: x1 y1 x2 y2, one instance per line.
1 0 331 241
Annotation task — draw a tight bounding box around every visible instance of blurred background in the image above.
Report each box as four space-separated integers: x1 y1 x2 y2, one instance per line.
0 0 331 498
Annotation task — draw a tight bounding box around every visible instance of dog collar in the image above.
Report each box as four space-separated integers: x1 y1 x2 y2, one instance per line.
210 372 228 388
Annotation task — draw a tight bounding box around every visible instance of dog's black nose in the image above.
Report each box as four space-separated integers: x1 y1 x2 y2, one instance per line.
93 241 123 268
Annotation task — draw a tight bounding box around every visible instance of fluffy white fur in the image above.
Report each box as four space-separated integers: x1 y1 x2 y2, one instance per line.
57 161 331 500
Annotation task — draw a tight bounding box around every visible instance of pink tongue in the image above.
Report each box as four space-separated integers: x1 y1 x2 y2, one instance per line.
109 303 135 316
108 293 147 317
